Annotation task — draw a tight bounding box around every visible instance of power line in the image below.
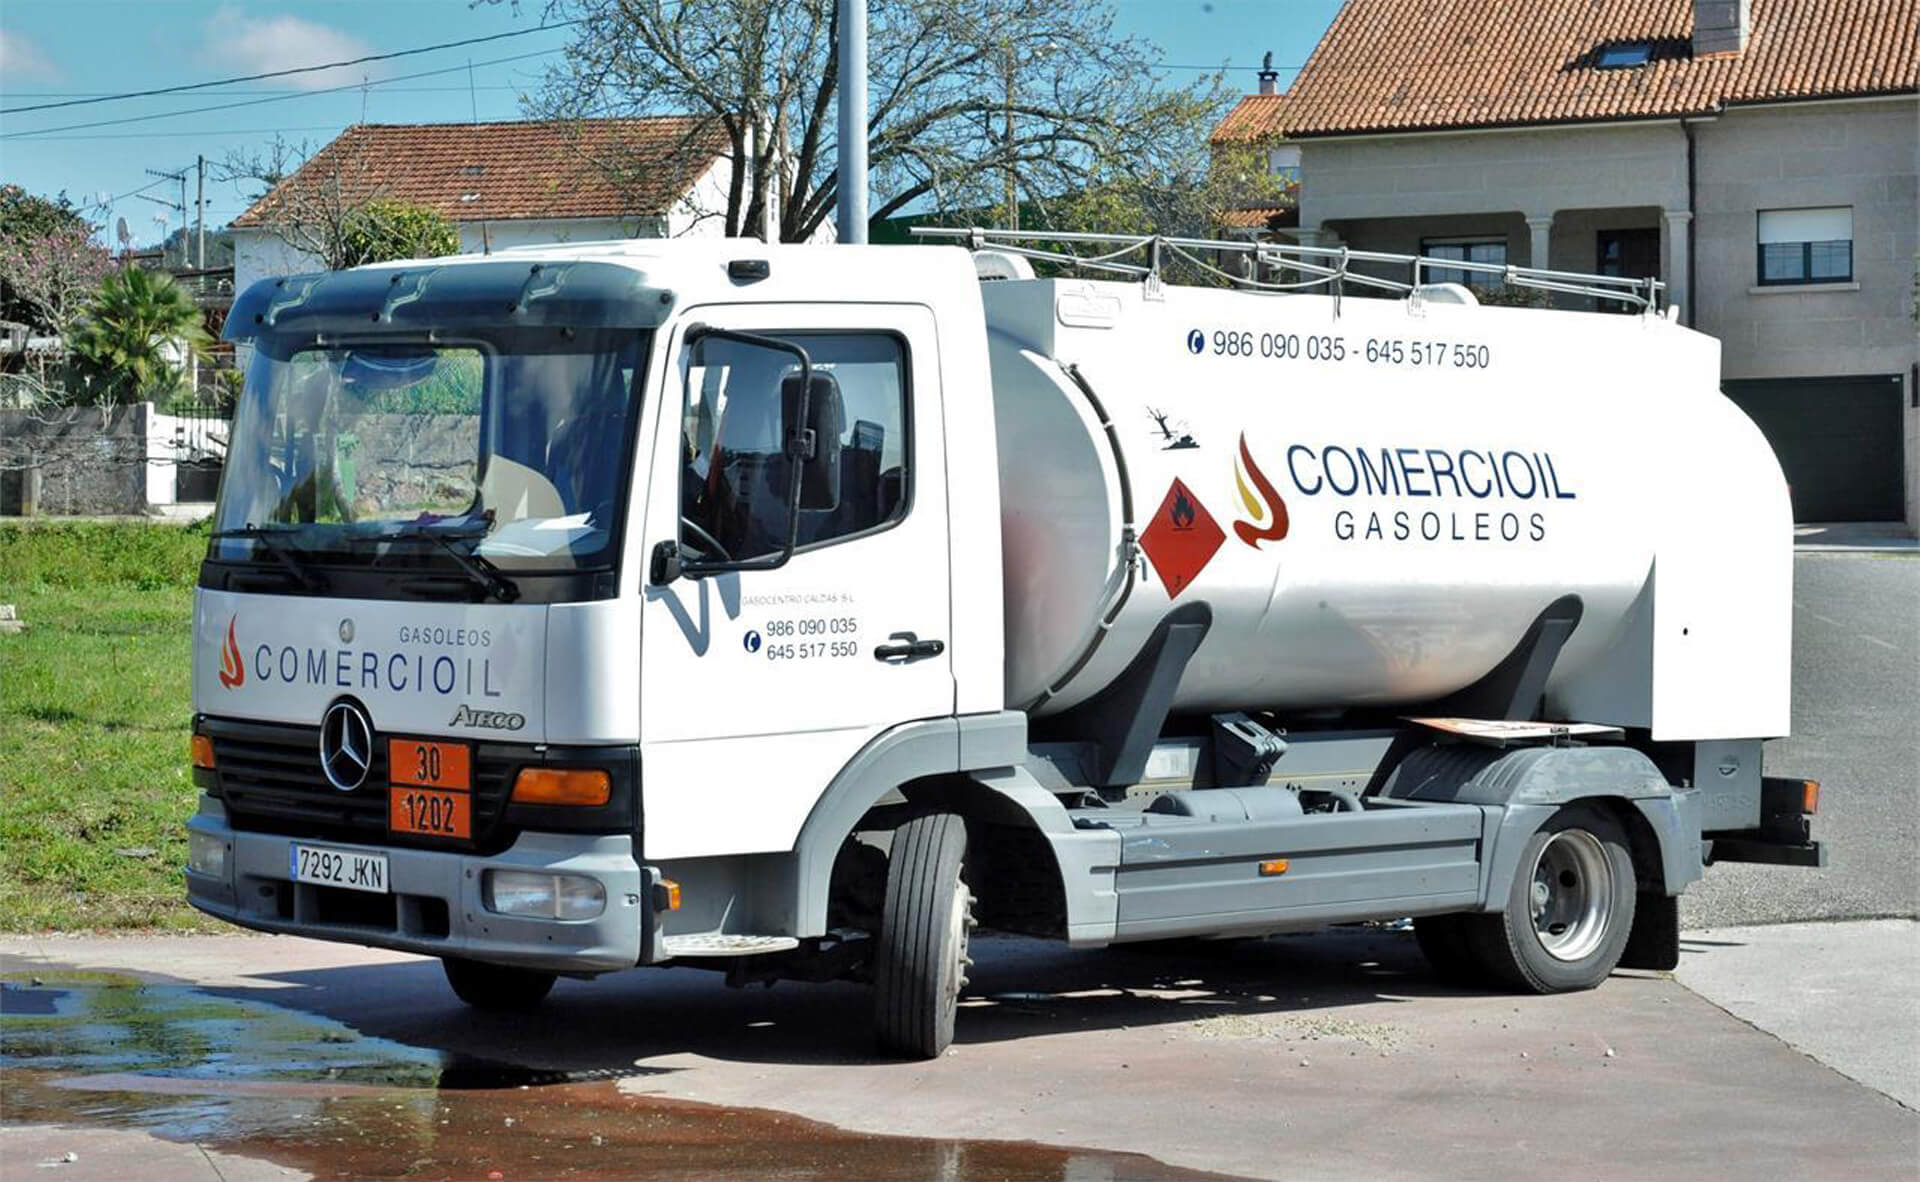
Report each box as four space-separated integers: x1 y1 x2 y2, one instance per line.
0 21 581 116
0 85 531 98
17 124 352 144
0 49 561 141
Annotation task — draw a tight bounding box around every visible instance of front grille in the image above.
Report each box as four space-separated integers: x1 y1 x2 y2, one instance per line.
206 717 518 853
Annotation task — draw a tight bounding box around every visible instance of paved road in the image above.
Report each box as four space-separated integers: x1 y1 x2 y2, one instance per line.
1683 551 1920 928
3 927 1915 1181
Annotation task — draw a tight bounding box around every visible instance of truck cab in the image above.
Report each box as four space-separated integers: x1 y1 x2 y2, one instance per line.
189 243 1008 1002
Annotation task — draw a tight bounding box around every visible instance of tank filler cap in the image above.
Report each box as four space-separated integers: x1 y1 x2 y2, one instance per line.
1412 282 1479 306
971 249 1036 282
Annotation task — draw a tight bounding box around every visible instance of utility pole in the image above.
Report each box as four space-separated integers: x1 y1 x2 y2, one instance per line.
1003 42 1017 231
139 166 188 267
836 0 868 244
195 155 206 269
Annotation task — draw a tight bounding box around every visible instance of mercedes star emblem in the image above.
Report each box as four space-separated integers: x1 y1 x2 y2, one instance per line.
319 701 374 792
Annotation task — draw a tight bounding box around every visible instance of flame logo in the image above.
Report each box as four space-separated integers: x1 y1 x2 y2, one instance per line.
1171 489 1196 528
1232 433 1289 548
217 615 245 689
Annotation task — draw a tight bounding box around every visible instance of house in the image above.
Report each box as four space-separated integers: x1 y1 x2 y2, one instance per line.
229 117 738 298
1215 0 1920 528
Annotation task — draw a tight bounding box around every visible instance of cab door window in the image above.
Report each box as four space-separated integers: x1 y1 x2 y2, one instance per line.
680 332 908 563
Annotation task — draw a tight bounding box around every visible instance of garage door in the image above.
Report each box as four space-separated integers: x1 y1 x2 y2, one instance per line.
1723 375 1906 522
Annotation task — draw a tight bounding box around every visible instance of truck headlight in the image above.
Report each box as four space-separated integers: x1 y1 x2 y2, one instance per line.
187 831 228 879
484 870 605 920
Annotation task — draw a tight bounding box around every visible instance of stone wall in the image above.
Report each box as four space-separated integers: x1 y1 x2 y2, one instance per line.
0 403 225 516
0 404 152 515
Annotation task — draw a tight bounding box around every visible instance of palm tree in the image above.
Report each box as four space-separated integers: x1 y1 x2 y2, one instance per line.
66 266 209 406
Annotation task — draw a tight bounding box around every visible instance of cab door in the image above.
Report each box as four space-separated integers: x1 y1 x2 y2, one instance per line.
636 303 954 861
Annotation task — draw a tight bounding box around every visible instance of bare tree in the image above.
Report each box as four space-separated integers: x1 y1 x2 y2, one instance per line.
502 0 1230 242
221 134 405 271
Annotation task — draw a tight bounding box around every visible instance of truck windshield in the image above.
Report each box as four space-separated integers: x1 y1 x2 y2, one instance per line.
211 328 648 572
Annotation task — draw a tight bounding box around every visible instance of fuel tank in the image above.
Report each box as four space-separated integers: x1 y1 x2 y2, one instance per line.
982 277 1791 735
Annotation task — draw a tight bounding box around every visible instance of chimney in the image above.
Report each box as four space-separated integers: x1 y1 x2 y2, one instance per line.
1257 51 1279 95
1693 0 1751 56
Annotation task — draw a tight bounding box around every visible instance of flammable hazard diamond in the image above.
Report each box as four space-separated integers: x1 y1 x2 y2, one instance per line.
1139 477 1224 599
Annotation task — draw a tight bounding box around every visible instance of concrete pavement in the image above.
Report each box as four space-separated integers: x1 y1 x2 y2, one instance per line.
3 923 1914 1181
1675 919 1919 1110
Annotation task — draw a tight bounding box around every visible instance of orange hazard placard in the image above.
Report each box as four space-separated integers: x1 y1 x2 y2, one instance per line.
389 785 472 839
387 738 471 791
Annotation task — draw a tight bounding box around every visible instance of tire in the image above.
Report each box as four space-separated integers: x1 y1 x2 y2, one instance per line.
1462 805 1638 993
442 957 557 1011
872 813 974 1058
1412 914 1484 985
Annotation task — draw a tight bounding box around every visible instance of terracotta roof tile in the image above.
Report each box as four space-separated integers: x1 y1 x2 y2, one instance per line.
1213 0 1918 141
1219 205 1301 230
232 118 726 227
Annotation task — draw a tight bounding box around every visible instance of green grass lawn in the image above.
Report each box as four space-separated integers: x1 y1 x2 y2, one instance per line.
0 520 212 931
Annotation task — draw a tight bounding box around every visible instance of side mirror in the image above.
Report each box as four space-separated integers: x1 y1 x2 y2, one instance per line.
782 371 843 511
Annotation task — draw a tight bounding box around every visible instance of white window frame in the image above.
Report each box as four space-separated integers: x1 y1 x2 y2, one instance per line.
1757 207 1853 287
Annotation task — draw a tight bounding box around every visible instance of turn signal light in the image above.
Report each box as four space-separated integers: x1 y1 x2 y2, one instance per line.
511 767 611 807
1258 859 1290 877
190 734 216 769
657 878 682 912
1801 780 1821 815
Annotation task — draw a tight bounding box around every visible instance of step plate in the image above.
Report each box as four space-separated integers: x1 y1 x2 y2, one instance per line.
661 933 800 958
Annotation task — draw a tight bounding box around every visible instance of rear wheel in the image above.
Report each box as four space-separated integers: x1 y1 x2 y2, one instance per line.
442 957 556 1011
872 813 974 1058
1463 805 1637 993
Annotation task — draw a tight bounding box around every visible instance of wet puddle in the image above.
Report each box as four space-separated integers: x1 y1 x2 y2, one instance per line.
2 972 1236 1180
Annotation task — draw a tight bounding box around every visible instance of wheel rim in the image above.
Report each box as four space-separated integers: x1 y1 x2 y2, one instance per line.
1528 829 1614 962
945 870 973 1004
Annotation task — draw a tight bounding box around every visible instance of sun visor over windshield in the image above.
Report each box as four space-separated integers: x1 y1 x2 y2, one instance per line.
224 259 673 343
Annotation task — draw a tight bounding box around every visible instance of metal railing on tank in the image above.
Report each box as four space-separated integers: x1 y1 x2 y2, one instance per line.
908 227 1667 315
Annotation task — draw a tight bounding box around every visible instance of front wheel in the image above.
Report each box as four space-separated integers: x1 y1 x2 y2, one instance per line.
872 813 974 1058
442 957 556 1011
1462 805 1637 993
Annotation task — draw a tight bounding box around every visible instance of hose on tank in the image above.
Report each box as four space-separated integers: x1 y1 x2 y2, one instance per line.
1022 362 1139 714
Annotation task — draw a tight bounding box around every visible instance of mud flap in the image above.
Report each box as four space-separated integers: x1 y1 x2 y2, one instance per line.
1618 893 1679 971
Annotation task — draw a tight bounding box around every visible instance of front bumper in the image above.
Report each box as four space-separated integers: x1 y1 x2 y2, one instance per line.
186 797 646 973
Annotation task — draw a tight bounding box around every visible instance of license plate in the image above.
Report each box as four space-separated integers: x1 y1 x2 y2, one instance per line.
388 738 471 790
290 844 389 894
389 785 472 840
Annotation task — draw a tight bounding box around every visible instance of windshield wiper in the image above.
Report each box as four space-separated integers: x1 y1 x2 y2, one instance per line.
209 526 328 592
346 527 521 603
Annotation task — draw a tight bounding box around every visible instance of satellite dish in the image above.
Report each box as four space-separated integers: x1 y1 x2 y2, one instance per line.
116 218 132 249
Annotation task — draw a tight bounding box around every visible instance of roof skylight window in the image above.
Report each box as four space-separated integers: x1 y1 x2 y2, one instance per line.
1595 42 1654 68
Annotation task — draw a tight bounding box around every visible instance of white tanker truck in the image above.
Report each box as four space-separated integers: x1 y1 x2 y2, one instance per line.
185 231 1822 1057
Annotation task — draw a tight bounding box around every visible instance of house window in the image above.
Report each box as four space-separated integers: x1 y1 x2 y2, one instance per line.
1595 42 1654 68
1421 237 1507 288
1757 207 1853 286
1268 145 1302 188
1596 227 1660 312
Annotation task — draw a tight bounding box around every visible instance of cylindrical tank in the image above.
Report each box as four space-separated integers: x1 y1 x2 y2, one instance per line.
984 277 1787 724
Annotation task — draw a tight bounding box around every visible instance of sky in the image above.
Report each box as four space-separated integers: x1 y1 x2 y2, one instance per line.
0 0 1344 248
